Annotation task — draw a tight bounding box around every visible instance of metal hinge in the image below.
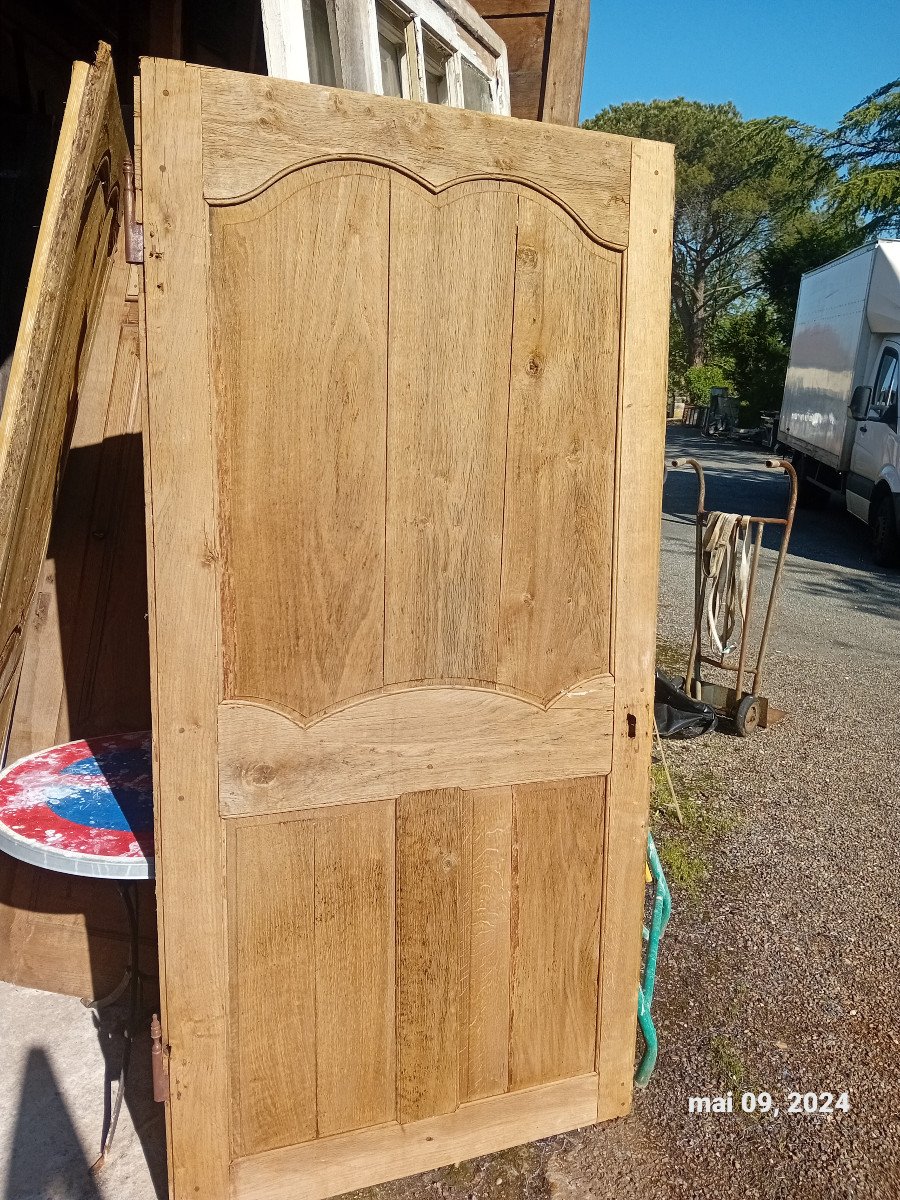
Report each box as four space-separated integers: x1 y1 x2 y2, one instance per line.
150 1013 170 1102
124 156 144 265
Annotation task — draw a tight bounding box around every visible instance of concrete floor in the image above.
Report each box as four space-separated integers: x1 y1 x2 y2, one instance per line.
0 982 166 1200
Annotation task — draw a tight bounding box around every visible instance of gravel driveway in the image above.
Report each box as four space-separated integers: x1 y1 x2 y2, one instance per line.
355 424 900 1200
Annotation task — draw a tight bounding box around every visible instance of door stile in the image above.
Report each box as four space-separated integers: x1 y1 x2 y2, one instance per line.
595 137 675 1119
140 58 232 1196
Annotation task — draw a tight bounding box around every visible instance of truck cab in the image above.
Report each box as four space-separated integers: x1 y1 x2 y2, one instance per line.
846 340 900 561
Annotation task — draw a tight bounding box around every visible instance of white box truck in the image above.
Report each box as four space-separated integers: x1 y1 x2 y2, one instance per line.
778 239 900 564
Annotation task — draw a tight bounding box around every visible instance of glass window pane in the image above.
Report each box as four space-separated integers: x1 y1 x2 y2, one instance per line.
303 0 338 87
461 59 493 113
425 68 447 104
377 3 411 98
379 33 404 97
871 353 898 421
422 31 449 105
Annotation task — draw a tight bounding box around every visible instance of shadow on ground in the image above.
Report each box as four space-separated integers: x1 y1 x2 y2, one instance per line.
4 1049 102 1200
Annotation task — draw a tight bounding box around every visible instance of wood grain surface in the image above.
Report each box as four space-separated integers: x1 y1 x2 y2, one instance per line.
498 190 620 699
232 1073 600 1200
509 776 605 1088
213 164 388 717
397 789 462 1123
139 57 672 1199
141 58 231 1198
596 137 675 1120
460 786 513 1102
385 181 515 685
541 0 591 125
314 801 396 1136
229 818 317 1156
0 240 153 1000
200 68 631 247
0 43 127 748
217 676 614 815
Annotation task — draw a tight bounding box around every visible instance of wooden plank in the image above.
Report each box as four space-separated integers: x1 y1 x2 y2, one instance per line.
0 47 147 1004
498 191 621 701
229 819 317 1156
0 865 156 998
331 0 380 94
478 14 547 121
69 386 150 737
314 800 396 1136
8 292 148 756
462 786 512 1102
200 68 633 249
474 1 549 15
384 181 515 685
148 0 184 57
260 0 311 81
211 162 388 719
217 674 614 816
140 58 231 1197
233 1073 599 1200
472 1 589 124
595 138 675 1120
397 788 461 1123
457 791 473 1107
0 44 127 748
542 0 591 126
6 229 132 758
509 776 605 1090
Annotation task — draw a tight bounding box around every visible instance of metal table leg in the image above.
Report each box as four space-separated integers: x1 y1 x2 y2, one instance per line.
82 881 144 1172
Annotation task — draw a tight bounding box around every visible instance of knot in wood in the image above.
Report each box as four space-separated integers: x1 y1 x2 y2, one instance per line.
244 762 276 787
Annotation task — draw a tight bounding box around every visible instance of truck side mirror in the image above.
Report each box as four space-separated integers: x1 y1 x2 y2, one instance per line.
849 385 871 419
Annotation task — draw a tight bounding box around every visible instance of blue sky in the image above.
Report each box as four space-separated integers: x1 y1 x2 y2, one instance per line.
580 0 899 130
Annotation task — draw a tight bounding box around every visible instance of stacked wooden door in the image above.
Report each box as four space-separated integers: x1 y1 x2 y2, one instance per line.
0 46 154 999
0 45 128 752
139 60 673 1200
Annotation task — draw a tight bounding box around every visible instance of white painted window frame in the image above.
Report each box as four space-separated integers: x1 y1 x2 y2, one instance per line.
261 0 510 116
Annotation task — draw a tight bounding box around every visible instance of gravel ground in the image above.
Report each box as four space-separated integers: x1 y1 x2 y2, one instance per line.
2 425 896 1200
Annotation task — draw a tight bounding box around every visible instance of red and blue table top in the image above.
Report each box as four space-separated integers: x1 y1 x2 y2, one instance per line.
0 732 154 880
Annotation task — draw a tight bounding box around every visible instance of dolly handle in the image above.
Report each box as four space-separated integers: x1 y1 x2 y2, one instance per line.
668 457 706 513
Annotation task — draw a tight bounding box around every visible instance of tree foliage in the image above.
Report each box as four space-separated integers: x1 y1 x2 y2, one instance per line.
758 213 866 344
682 363 731 407
713 304 788 424
583 99 825 367
824 79 900 236
583 82 898 422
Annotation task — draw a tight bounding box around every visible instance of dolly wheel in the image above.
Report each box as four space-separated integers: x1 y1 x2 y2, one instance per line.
735 695 761 737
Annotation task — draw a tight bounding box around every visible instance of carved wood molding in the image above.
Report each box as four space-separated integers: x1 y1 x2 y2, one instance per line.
218 674 615 816
207 155 626 252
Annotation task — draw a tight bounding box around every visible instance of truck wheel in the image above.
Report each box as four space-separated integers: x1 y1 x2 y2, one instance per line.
871 493 900 567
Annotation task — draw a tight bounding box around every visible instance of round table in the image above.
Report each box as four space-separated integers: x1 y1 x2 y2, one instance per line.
0 731 155 1168
0 731 154 879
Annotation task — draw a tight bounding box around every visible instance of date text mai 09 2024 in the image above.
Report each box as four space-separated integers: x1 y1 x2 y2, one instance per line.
688 1092 851 1116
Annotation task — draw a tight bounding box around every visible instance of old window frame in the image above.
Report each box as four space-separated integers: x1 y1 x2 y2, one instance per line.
261 0 510 116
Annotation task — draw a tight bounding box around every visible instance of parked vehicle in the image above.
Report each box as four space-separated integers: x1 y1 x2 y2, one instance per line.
778 239 900 564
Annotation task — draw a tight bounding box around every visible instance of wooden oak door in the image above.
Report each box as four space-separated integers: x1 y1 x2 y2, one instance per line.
0 45 128 752
0 46 154 1004
140 58 673 1200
